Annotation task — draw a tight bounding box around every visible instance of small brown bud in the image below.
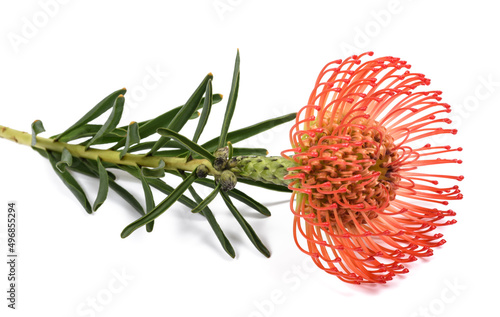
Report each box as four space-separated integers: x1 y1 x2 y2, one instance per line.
213 157 227 171
214 147 229 160
219 170 237 191
196 164 209 178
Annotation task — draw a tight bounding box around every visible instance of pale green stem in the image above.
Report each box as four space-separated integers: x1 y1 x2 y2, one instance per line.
0 125 218 176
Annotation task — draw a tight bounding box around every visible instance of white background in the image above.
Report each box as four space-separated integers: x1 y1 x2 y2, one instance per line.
0 1 498 316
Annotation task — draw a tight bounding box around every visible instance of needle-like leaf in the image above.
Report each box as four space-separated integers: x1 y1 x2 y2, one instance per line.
54 88 126 141
232 148 268 156
220 191 270 258
46 150 92 214
76 159 148 219
203 113 296 152
192 79 213 143
178 173 235 258
137 167 155 232
237 178 293 192
218 50 240 149
85 95 125 150
110 93 222 150
120 171 198 238
93 157 109 211
191 184 220 213
120 122 140 159
156 128 214 161
194 178 271 216
147 73 213 155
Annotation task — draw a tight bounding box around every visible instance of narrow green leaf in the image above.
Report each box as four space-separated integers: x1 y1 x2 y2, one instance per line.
93 157 109 211
138 167 155 232
191 184 220 213
180 175 235 258
233 148 268 156
192 79 213 143
218 50 240 149
85 95 125 150
120 171 198 238
109 181 146 216
237 178 293 193
56 148 73 172
70 158 146 217
111 93 222 150
203 113 297 152
227 141 233 160
31 120 45 146
148 74 213 155
46 150 92 214
54 88 126 141
141 160 165 178
156 128 214 161
120 122 141 159
195 178 271 216
118 165 196 209
54 125 127 143
220 191 270 258
127 140 186 153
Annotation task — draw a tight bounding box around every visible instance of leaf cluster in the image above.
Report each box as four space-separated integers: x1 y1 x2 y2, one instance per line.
31 51 295 258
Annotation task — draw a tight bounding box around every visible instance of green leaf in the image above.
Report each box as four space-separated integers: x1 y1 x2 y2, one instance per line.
147 74 213 155
111 93 222 150
120 171 198 238
120 122 140 159
195 178 271 216
122 167 234 257
54 125 127 143
46 150 92 214
156 128 214 161
220 191 270 258
56 148 73 172
181 175 235 258
127 140 186 153
237 178 293 193
109 181 146 216
138 167 155 232
93 157 109 211
85 95 125 150
54 88 126 141
218 50 240 149
191 184 220 213
31 120 45 146
227 141 233 159
203 113 297 152
192 79 213 143
141 160 165 178
118 165 196 209
71 158 147 218
233 148 268 156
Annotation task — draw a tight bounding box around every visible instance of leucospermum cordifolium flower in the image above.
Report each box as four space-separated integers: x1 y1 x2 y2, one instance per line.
281 52 463 284
0 51 462 285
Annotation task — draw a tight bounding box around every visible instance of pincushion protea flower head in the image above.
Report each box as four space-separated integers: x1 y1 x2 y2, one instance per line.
282 52 463 284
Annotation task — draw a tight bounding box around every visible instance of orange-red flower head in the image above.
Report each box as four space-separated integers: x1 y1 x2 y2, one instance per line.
282 52 463 284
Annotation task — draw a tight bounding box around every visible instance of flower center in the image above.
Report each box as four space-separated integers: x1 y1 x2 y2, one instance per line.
293 122 401 227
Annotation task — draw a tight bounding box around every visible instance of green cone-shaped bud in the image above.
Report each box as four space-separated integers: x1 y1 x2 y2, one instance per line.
230 156 295 186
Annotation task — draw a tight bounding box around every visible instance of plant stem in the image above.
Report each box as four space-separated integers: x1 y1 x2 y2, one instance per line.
0 125 217 175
